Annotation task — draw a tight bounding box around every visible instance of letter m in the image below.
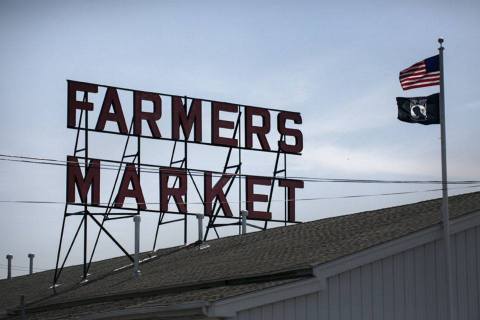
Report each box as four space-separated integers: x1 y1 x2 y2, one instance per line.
66 156 100 205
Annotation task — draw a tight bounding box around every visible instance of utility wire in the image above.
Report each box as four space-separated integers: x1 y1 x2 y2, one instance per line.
1 152 480 208
0 184 479 207
1 153 479 185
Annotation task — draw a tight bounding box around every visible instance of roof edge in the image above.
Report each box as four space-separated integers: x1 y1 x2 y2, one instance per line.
6 267 314 317
83 301 210 320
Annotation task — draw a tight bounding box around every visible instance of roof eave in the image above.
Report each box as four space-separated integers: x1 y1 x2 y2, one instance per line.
80 301 211 320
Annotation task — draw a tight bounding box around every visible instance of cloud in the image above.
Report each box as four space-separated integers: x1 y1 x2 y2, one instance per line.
464 99 480 110
292 140 480 181
302 84 398 137
295 143 440 177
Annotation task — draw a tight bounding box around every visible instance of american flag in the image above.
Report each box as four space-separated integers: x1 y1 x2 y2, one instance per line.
399 55 440 90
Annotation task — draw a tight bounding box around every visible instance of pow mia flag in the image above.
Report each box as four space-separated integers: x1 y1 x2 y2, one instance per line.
396 93 440 125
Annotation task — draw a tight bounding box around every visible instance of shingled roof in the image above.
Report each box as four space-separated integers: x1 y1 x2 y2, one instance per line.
2 191 480 319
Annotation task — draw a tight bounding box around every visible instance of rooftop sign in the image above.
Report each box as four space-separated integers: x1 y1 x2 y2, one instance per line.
66 80 304 222
55 80 305 284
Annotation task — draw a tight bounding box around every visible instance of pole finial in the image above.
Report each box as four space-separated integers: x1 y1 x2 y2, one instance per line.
438 38 444 49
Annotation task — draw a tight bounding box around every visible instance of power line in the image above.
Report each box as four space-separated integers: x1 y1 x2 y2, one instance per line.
1 152 480 208
0 183 479 207
1 153 479 185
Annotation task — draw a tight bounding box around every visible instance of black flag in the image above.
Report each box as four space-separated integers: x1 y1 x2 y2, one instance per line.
396 93 440 125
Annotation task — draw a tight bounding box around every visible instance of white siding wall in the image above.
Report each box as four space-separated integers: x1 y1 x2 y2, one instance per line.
234 225 480 320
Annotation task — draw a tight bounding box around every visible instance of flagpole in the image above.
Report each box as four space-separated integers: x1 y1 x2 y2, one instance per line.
438 38 454 320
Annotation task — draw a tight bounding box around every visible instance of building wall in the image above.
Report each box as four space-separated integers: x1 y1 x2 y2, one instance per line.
234 225 480 320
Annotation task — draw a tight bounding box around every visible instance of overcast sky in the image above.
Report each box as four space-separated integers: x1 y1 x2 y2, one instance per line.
1 0 479 278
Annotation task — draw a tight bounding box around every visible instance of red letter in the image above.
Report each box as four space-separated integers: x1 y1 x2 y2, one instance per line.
134 91 162 137
277 112 303 154
204 172 233 217
246 176 272 220
95 87 128 134
66 156 100 205
211 102 238 147
160 169 187 213
114 164 146 210
67 81 98 127
171 96 202 142
278 179 303 222
245 106 271 151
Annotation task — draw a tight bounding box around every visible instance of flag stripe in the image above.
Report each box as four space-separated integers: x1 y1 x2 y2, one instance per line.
402 77 440 84
401 81 440 90
401 73 441 83
400 66 425 74
402 71 440 78
400 73 428 81
399 69 427 79
403 77 440 84
401 79 440 87
401 74 440 84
